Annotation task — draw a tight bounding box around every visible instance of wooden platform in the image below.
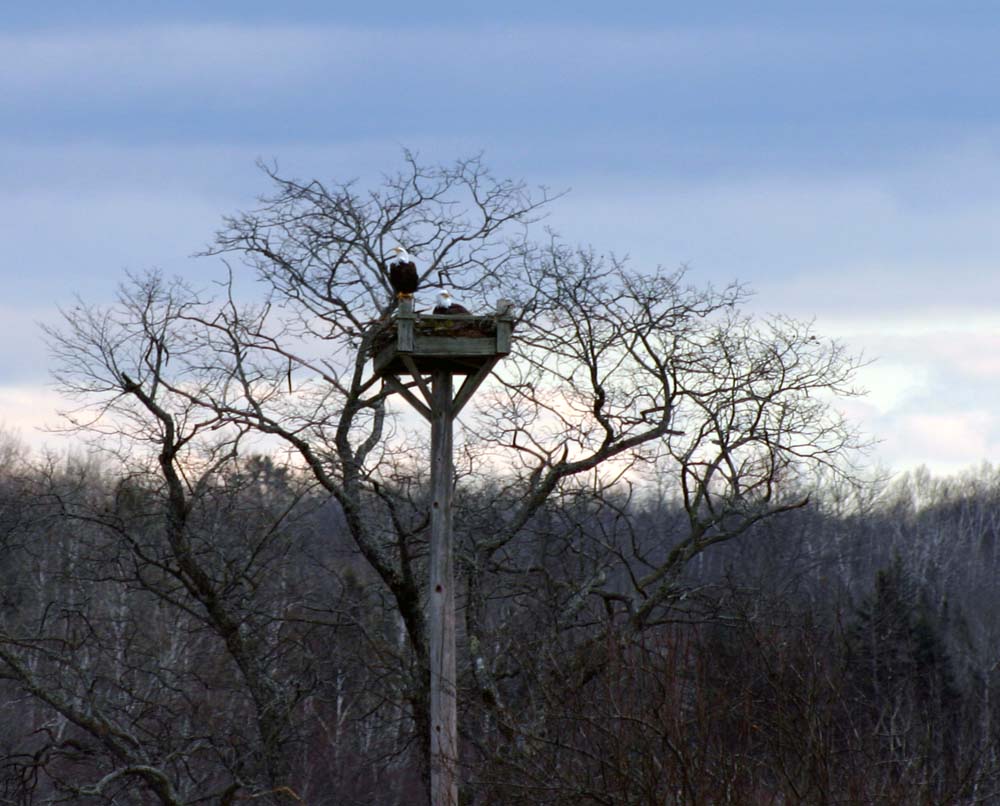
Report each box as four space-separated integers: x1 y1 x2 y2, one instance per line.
371 300 514 377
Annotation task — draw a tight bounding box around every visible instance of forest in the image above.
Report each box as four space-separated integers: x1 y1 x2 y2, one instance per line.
1 155 997 804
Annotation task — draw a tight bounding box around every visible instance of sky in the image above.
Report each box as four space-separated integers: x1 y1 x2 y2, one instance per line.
1 2 998 476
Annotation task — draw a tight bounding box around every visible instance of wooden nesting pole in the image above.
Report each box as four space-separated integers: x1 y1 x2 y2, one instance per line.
372 297 514 806
429 368 456 805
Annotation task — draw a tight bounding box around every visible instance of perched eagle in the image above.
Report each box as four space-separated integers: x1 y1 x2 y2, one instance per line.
433 290 471 315
387 246 419 298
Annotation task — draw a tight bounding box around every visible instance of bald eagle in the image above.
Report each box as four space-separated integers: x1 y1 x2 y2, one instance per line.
387 246 419 298
433 290 471 315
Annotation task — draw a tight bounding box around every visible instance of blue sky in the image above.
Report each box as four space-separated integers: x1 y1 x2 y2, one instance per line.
2 3 999 474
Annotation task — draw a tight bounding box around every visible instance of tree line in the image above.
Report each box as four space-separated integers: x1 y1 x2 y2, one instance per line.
1 444 999 803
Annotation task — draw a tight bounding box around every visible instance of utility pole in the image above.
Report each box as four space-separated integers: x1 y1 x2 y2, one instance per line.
372 297 513 805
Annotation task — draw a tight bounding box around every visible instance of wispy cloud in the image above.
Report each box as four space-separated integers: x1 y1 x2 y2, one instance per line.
0 25 339 97
3 20 998 150
2 13 999 474
0 385 67 454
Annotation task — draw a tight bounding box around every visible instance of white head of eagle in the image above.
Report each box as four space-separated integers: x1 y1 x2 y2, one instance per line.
387 246 419 298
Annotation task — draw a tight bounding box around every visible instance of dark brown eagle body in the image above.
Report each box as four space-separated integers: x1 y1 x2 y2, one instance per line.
387 247 419 297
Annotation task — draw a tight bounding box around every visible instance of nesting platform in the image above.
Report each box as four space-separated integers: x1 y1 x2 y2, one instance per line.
371 299 514 377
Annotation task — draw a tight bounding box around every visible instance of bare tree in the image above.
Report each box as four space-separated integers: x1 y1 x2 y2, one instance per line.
19 152 868 801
